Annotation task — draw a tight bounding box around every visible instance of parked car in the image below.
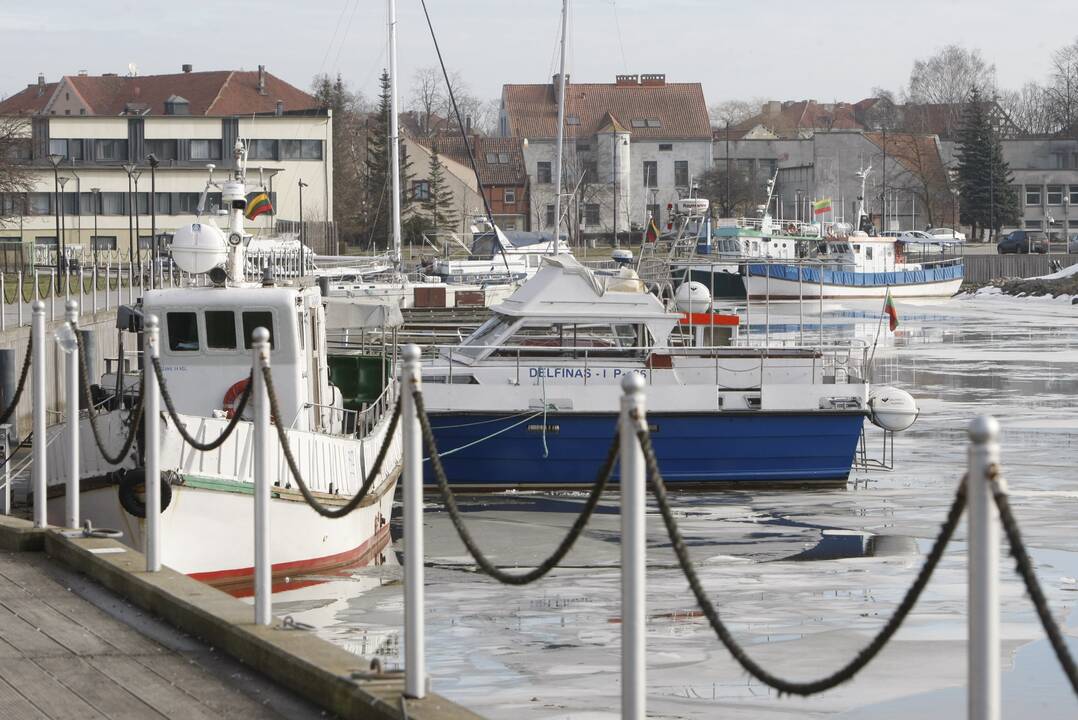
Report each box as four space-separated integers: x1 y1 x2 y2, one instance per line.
997 230 1048 254
926 227 966 242
897 230 933 242
1069 233 1078 254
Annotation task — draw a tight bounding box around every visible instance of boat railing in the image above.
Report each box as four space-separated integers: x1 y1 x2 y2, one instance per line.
353 381 397 438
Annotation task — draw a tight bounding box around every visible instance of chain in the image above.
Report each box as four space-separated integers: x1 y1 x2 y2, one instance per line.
0 334 32 426
76 337 144 466
413 389 618 585
152 357 251 452
638 426 967 696
988 467 1078 695
261 364 401 519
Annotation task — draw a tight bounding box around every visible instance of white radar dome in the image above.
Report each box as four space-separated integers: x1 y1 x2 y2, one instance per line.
170 222 228 275
868 386 919 432
677 198 710 215
673 281 712 313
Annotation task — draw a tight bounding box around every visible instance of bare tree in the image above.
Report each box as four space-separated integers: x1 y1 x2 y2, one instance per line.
907 46 996 136
1045 38 1078 137
0 116 32 226
708 99 762 128
408 67 442 136
998 82 1055 136
883 133 952 228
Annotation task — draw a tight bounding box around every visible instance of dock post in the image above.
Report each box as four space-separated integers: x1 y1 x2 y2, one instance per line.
968 416 1002 720
252 326 272 625
401 343 426 698
31 301 46 527
620 373 647 720
144 315 162 571
63 300 80 529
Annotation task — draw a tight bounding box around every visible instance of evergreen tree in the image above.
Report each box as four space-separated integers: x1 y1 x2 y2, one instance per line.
363 70 414 250
423 145 459 236
955 87 1021 241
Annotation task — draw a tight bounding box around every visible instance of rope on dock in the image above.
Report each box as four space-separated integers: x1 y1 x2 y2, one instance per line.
76 334 144 466
413 389 618 585
0 334 32 426
152 357 251 452
989 467 1078 694
636 422 968 696
261 365 401 519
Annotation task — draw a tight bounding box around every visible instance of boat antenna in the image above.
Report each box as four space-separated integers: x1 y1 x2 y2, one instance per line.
550 0 569 255
418 0 510 274
388 0 403 274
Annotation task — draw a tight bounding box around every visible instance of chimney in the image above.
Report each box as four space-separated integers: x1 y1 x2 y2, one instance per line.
615 74 639 86
639 73 665 87
765 100 781 115
257 65 267 95
36 73 45 96
465 115 472 133
275 100 284 116
182 63 193 73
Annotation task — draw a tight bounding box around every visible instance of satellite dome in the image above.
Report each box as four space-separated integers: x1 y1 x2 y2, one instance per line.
673 281 712 313
170 222 228 275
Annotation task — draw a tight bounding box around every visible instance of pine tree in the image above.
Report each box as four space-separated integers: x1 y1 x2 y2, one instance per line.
363 70 414 250
955 87 1021 240
423 146 459 236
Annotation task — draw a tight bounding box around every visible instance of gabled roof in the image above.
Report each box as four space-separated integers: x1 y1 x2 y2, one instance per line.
0 70 319 117
728 100 870 139
597 112 628 134
501 77 710 140
423 136 528 186
864 132 948 184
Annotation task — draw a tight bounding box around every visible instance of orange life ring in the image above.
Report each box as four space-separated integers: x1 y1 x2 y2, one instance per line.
223 379 249 419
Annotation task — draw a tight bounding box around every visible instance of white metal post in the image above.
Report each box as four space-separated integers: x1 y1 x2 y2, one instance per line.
968 415 1002 720
619 373 647 720
63 300 80 528
31 301 46 527
92 266 98 314
1 273 6 333
401 343 426 698
252 326 272 625
17 271 23 327
144 315 162 571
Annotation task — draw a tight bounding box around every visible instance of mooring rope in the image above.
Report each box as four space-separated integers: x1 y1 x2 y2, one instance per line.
152 357 251 452
0 335 32 426
76 332 143 466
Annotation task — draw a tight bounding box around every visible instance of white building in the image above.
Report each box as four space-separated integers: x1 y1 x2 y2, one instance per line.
0 66 331 258
499 74 712 239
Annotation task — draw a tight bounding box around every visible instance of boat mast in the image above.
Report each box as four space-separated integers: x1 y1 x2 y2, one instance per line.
551 0 569 254
388 0 402 272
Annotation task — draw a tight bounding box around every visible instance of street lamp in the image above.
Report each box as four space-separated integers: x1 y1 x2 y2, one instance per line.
122 163 137 261
298 178 308 246
48 153 63 277
91 188 100 269
147 153 159 288
132 169 143 274
58 176 69 286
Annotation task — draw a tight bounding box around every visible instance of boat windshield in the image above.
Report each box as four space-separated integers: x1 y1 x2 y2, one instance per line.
456 315 518 359
486 322 648 359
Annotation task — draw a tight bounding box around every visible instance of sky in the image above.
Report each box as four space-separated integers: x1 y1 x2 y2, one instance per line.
3 0 1077 111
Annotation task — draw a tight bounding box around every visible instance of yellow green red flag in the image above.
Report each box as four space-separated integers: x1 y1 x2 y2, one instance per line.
813 198 833 215
245 192 273 220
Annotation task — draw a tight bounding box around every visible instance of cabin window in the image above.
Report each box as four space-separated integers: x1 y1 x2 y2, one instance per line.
166 312 199 352
205 310 237 349
865 246 874 260
242 311 275 349
853 244 861 251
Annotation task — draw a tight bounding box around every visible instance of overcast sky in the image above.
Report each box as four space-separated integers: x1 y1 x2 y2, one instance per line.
3 0 1077 109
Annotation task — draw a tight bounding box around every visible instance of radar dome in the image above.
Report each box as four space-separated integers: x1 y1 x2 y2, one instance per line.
868 386 919 432
170 222 228 275
673 281 712 313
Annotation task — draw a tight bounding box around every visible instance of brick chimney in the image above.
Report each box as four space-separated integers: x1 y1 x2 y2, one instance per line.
257 65 267 95
182 63 193 73
639 73 665 87
275 100 284 116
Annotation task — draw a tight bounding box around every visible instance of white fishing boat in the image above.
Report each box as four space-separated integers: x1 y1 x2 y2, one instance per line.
45 141 401 585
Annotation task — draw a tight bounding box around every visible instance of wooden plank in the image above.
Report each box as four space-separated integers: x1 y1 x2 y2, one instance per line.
0 605 67 656
0 598 116 656
0 676 49 720
133 654 293 720
42 594 164 656
33 657 168 720
0 657 106 720
87 656 220 720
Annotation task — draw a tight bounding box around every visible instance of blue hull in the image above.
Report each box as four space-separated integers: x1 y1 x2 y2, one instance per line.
424 411 866 488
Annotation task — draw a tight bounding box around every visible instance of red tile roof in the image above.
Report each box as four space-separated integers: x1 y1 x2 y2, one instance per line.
501 78 710 140
729 100 871 139
421 136 527 186
0 70 319 116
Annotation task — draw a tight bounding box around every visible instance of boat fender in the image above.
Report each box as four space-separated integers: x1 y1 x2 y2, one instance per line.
117 468 174 518
868 386 919 432
223 378 249 418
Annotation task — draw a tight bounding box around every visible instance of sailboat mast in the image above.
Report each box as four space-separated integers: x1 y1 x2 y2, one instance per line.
551 0 569 253
388 0 402 271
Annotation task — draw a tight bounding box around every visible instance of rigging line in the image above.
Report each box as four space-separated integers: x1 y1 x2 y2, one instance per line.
611 0 629 73
318 0 353 78
331 0 362 73
425 411 545 460
418 0 511 275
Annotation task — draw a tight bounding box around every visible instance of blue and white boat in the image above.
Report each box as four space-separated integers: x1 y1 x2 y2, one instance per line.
418 256 918 488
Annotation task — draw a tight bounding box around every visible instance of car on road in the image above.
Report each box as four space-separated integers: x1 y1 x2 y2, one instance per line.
897 230 934 242
926 227 966 242
1069 234 1078 254
997 230 1048 254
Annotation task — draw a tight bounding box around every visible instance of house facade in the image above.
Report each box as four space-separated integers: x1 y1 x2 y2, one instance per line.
0 66 331 256
499 74 712 240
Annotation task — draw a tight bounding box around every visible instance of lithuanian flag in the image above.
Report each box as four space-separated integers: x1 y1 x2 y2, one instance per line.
813 197 833 215
645 217 661 243
245 192 273 220
883 288 899 331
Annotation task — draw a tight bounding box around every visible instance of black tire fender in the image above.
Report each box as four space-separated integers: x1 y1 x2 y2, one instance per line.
117 468 174 518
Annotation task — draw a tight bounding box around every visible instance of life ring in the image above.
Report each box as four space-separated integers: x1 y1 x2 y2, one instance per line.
117 468 174 518
223 379 249 418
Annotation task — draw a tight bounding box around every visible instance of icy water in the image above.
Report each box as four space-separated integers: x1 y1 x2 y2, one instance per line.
273 291 1078 719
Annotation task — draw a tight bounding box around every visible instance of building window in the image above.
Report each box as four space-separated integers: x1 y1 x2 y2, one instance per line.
99 192 124 215
48 138 82 161
1070 184 1078 205
91 236 117 250
737 159 755 176
576 142 591 152
582 160 598 180
0 194 23 215
536 161 552 184
1025 186 1041 206
583 203 600 226
544 204 555 228
35 236 58 247
1070 219 1078 229
631 119 647 128
145 139 178 161
566 115 580 126
166 312 200 352
674 160 689 188
248 140 277 160
281 140 322 160
1046 185 1064 205
27 193 51 215
176 193 201 214
658 143 673 152
761 159 777 178
503 188 516 204
95 139 127 162
643 161 657 188
412 180 430 201
1024 219 1042 229
190 139 222 161
154 193 170 215
646 119 661 128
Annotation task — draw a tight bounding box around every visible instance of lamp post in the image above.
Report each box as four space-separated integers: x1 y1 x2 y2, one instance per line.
91 188 100 269
48 154 63 277
132 170 143 276
122 163 136 261
147 153 159 288
298 178 308 246
58 176 69 285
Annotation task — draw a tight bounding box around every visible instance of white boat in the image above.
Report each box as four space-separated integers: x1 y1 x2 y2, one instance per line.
425 220 572 285
45 140 401 585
